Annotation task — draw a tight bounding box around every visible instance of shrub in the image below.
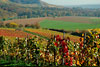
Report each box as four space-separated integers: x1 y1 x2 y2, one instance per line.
10 22 18 28
5 23 10 28
0 21 4 27
34 22 40 29
30 24 35 28
5 22 18 28
19 24 23 28
25 24 30 28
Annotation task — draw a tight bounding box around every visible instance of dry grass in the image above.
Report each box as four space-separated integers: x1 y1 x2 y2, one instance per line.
4 16 99 27
4 17 48 26
48 16 93 23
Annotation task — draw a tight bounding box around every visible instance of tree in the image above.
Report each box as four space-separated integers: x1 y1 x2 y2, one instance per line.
5 23 10 28
5 22 18 28
34 22 40 29
10 22 18 28
25 24 30 28
2 18 6 21
0 21 4 27
19 24 23 28
30 24 35 28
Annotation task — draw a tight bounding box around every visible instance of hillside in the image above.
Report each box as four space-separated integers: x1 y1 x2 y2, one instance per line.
10 0 42 4
0 0 100 20
9 0 47 6
0 0 56 7
0 8 17 19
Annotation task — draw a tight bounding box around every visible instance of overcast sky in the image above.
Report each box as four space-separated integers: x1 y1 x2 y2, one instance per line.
41 0 100 6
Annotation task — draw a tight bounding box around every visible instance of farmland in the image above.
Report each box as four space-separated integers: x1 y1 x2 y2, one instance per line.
0 27 80 42
40 18 100 30
25 28 80 42
3 16 100 31
4 17 48 26
0 29 100 66
0 16 100 66
0 0 100 66
2 16 100 41
0 28 33 38
48 16 93 23
1 16 100 42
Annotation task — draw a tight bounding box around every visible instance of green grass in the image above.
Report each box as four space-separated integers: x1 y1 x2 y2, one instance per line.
0 59 36 66
91 18 100 24
40 19 100 30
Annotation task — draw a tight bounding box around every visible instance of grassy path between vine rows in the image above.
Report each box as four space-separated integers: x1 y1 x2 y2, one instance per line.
0 59 36 66
24 29 49 40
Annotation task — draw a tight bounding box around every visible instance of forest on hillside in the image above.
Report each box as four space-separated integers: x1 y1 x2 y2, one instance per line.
0 1 100 20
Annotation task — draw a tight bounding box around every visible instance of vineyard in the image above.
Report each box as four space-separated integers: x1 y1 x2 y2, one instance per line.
0 29 100 66
25 28 80 42
0 29 33 38
0 0 100 66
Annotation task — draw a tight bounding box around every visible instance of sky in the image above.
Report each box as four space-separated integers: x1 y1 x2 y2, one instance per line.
41 0 100 6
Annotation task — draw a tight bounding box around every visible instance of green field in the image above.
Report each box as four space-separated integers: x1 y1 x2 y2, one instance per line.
40 19 100 30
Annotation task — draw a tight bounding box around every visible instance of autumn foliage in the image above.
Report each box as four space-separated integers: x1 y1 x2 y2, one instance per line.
0 29 100 66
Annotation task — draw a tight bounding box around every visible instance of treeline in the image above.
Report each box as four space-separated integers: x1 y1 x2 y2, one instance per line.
0 2 100 20
0 21 40 29
0 8 17 20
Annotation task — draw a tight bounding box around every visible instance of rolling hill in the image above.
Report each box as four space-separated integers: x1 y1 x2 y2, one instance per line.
0 0 100 20
10 0 42 4
0 0 57 20
0 0 56 7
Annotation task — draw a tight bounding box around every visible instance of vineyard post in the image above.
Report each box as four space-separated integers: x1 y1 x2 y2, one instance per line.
25 35 28 46
36 48 38 66
36 45 39 66
83 32 86 48
62 30 65 65
53 35 56 65
63 30 65 39
25 38 27 46
18 37 19 43
54 47 56 65
84 32 88 66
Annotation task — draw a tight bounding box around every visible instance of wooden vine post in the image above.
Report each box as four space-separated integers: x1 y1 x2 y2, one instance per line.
83 32 86 49
62 30 65 65
54 47 56 65
63 30 65 39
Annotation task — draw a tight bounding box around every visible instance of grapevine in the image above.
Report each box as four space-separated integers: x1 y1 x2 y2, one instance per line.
0 30 100 66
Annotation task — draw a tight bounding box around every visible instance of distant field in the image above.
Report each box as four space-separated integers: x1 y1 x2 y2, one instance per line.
4 16 100 30
3 16 98 25
40 18 100 30
4 17 48 26
48 16 92 23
